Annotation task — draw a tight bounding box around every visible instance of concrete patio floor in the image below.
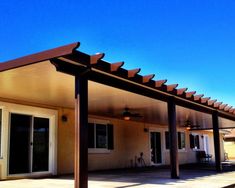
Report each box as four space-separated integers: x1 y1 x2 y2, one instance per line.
1 166 235 188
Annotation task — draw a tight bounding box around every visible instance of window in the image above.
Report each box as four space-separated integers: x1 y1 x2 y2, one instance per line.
178 132 186 150
0 109 2 157
165 132 170 149
190 134 200 149
165 131 186 150
88 122 114 150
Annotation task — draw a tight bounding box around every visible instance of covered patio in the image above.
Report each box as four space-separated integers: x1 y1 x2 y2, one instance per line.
1 42 235 188
1 165 235 188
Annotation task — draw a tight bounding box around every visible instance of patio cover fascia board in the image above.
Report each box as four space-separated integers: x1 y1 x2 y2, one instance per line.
1 42 235 124
0 42 80 72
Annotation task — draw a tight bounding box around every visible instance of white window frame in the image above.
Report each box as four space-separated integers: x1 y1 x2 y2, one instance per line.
190 133 201 150
164 131 186 151
178 131 186 151
88 118 111 154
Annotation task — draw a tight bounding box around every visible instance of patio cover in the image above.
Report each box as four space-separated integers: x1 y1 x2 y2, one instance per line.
1 42 235 188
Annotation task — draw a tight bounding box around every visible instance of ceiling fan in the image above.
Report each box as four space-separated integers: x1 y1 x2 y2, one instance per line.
181 119 200 130
122 107 143 121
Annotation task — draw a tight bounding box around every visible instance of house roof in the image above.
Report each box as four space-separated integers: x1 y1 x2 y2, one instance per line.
0 42 235 126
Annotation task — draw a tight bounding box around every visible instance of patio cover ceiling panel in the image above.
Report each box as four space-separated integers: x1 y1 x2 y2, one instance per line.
176 106 212 129
0 60 224 129
219 118 235 129
0 62 169 125
88 81 168 125
58 49 235 121
0 61 75 108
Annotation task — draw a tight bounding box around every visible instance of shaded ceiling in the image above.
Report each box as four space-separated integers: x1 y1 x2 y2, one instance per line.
0 61 234 129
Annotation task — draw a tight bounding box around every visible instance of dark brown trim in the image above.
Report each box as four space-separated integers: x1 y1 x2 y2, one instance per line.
188 126 235 131
0 42 80 72
74 74 88 188
224 137 235 142
155 79 167 87
168 97 179 179
212 111 222 172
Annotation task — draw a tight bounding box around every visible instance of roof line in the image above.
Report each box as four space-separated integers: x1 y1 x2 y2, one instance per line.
0 42 80 72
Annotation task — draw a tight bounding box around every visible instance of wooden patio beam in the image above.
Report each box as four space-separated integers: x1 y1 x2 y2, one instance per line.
167 97 179 179
74 73 89 188
200 97 211 104
110 62 124 72
208 99 217 106
193 94 204 101
224 106 232 112
214 102 222 108
229 108 235 113
142 74 155 83
176 88 188 95
128 68 141 78
90 53 105 65
185 91 196 98
212 110 222 172
167 84 178 92
155 79 167 87
219 104 228 110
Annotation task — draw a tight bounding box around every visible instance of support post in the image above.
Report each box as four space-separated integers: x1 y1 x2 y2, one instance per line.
167 96 179 178
212 110 222 172
74 74 88 188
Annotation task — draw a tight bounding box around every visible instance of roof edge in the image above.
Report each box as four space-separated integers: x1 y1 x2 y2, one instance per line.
0 42 80 72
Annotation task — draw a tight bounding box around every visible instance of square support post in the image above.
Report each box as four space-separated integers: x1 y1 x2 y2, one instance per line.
74 75 88 188
212 110 222 172
167 97 179 179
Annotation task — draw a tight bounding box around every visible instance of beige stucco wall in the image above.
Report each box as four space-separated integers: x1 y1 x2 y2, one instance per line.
156 130 225 164
57 108 75 174
88 118 151 171
0 102 227 179
224 141 235 159
0 103 227 178
57 109 151 173
57 108 225 174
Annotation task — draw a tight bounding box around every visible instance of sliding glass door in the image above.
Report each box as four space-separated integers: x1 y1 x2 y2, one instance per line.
150 132 162 164
9 113 50 175
9 114 31 174
32 117 49 172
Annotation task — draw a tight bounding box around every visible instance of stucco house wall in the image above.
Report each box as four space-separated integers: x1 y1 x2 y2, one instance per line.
224 141 235 159
0 102 226 178
57 108 225 173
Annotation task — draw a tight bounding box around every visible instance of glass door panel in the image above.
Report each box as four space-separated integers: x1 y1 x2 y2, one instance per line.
9 113 32 174
9 114 50 174
32 117 49 172
150 132 162 164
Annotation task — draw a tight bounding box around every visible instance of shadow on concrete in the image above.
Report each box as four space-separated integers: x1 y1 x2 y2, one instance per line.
86 161 235 187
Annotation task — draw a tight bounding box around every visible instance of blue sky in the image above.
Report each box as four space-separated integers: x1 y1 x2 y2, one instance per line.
1 0 235 106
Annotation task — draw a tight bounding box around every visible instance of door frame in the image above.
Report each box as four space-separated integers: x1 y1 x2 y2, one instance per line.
149 128 164 165
203 134 210 154
0 102 57 178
